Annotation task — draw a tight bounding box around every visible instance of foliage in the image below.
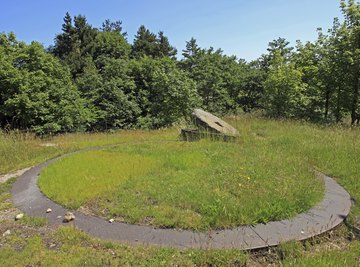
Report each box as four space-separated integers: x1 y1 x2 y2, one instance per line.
0 33 92 134
131 25 177 59
263 50 305 118
3 2 360 133
180 40 251 115
130 57 199 128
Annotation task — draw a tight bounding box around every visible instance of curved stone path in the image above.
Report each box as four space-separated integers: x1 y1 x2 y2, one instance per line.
11 142 351 250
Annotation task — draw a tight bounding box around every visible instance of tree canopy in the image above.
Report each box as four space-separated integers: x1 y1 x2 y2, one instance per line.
1 1 360 134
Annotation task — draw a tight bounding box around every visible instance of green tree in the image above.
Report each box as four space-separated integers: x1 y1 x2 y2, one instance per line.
51 12 74 60
157 31 177 59
51 13 98 78
130 57 199 127
237 60 266 112
101 19 127 37
0 33 92 134
131 25 158 59
339 0 360 124
263 50 305 118
131 26 177 59
181 43 249 114
93 31 131 64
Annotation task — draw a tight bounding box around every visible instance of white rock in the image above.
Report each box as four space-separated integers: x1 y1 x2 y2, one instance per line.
46 208 52 213
2 230 11 237
109 218 115 223
15 213 24 220
63 212 75 223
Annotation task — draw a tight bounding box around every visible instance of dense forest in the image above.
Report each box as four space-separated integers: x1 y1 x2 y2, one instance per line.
1 0 360 134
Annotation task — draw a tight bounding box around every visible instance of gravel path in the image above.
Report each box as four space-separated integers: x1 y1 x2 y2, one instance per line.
11 143 352 249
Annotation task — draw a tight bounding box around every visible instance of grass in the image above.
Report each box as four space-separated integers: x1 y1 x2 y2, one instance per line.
0 128 176 175
39 140 323 230
282 243 360 267
1 116 360 265
232 116 360 225
0 227 248 267
0 177 16 211
0 224 358 267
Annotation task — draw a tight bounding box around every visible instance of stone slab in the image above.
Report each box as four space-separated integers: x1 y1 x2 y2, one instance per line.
191 109 239 137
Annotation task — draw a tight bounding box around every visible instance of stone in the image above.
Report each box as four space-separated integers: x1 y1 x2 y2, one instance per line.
180 128 200 142
46 208 52 213
109 218 115 223
63 212 75 223
191 109 239 140
2 230 11 237
15 213 24 220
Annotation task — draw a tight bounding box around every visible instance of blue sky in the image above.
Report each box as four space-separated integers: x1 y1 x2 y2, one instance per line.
1 0 342 61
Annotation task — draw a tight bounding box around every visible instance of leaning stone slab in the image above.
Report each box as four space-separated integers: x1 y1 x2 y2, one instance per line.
190 109 239 140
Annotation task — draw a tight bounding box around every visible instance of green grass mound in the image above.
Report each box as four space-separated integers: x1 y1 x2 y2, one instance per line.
39 138 323 230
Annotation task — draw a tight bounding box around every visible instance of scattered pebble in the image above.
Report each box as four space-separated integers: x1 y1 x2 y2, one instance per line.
109 218 115 223
49 243 56 249
57 215 62 219
2 230 11 237
46 208 52 213
63 212 75 223
15 213 24 221
301 230 305 234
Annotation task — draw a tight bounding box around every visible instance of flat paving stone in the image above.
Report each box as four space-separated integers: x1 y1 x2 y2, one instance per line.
11 142 352 250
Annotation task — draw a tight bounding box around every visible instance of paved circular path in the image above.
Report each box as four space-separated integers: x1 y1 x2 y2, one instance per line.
11 141 352 250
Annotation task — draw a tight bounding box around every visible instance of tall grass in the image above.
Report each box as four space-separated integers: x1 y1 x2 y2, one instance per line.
229 116 360 223
0 130 66 174
0 128 177 174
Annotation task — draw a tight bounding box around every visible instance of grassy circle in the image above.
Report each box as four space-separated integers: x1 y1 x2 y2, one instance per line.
39 140 323 230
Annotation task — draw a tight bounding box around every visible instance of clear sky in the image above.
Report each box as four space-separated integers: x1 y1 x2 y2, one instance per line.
0 0 343 61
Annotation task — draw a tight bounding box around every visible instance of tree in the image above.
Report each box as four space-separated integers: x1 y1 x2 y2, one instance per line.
182 37 200 59
267 37 293 59
237 60 266 112
130 57 199 127
51 12 75 60
101 19 127 37
93 31 131 63
131 26 177 59
263 49 304 118
131 25 158 58
181 43 248 115
157 31 177 59
181 38 201 72
0 33 92 134
340 0 360 124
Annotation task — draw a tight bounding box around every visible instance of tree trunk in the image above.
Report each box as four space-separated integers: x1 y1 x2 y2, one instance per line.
351 74 359 125
335 86 342 123
324 87 330 120
351 30 360 125
351 53 360 125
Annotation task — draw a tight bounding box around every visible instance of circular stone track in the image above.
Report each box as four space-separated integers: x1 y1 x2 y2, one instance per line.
11 143 351 250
